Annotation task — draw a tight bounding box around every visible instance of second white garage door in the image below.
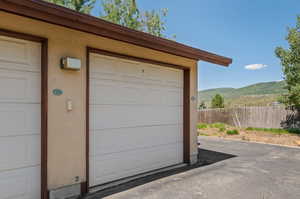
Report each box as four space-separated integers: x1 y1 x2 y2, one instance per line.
89 52 183 187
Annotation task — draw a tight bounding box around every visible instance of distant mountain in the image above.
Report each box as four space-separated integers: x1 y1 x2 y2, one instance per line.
198 81 288 107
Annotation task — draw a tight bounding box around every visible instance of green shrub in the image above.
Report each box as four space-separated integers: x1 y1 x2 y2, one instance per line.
197 123 208 129
287 128 300 135
219 127 226 132
226 129 239 135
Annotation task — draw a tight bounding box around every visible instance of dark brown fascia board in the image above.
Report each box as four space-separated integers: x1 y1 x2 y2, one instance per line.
0 0 232 66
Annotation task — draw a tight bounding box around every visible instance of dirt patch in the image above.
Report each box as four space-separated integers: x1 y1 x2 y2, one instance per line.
198 127 300 147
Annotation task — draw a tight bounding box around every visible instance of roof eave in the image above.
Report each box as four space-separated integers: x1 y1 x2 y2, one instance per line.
0 0 232 66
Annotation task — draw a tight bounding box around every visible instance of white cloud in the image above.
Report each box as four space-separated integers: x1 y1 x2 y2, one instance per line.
244 64 268 70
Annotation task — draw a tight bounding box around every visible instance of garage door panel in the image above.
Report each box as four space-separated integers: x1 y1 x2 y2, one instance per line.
90 54 120 75
177 141 184 162
0 69 40 103
89 53 183 187
0 104 40 136
90 79 183 106
164 89 183 106
158 68 183 87
90 143 181 186
0 134 40 172
0 35 41 198
0 166 40 199
90 125 183 156
90 75 182 89
118 61 143 80
90 54 142 78
90 75 181 89
90 105 182 130
0 36 41 72
90 54 183 89
91 55 183 87
142 64 183 88
90 80 145 105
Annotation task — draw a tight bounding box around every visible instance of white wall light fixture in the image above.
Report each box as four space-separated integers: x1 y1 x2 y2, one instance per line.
61 57 81 71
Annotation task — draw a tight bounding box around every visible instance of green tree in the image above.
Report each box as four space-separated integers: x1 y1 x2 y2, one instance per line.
45 0 171 38
100 0 170 38
211 94 224 108
45 0 64 6
141 8 168 37
100 0 141 30
275 16 300 111
198 101 207 110
45 0 96 14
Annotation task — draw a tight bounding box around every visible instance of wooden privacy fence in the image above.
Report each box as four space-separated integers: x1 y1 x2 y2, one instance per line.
198 106 293 129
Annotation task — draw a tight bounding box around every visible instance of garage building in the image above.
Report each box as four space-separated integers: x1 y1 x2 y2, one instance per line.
0 0 232 198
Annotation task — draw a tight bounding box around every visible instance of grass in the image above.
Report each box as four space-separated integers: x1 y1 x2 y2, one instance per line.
197 122 300 147
197 123 228 132
197 122 227 130
198 132 210 136
246 127 300 135
198 131 219 137
197 123 208 129
197 122 300 137
209 123 226 129
226 129 239 135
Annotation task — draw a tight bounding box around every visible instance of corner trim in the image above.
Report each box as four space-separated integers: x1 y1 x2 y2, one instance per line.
84 47 90 194
183 69 191 163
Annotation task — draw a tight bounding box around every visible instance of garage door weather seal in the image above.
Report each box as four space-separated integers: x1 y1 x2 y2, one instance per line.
89 163 187 193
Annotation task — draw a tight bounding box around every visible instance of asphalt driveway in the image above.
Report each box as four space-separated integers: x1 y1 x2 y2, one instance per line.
87 136 300 199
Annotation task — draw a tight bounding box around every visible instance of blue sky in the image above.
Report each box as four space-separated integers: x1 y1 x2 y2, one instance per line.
92 0 299 90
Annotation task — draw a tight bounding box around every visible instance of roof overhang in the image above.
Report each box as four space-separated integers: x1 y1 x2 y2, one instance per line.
0 0 232 66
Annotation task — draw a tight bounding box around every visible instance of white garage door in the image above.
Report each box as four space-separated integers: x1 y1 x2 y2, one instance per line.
0 35 41 199
89 53 183 187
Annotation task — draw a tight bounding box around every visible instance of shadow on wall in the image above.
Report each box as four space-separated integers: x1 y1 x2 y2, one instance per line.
84 148 236 199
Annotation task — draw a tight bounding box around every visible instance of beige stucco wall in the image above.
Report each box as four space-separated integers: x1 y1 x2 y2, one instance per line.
0 11 198 190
